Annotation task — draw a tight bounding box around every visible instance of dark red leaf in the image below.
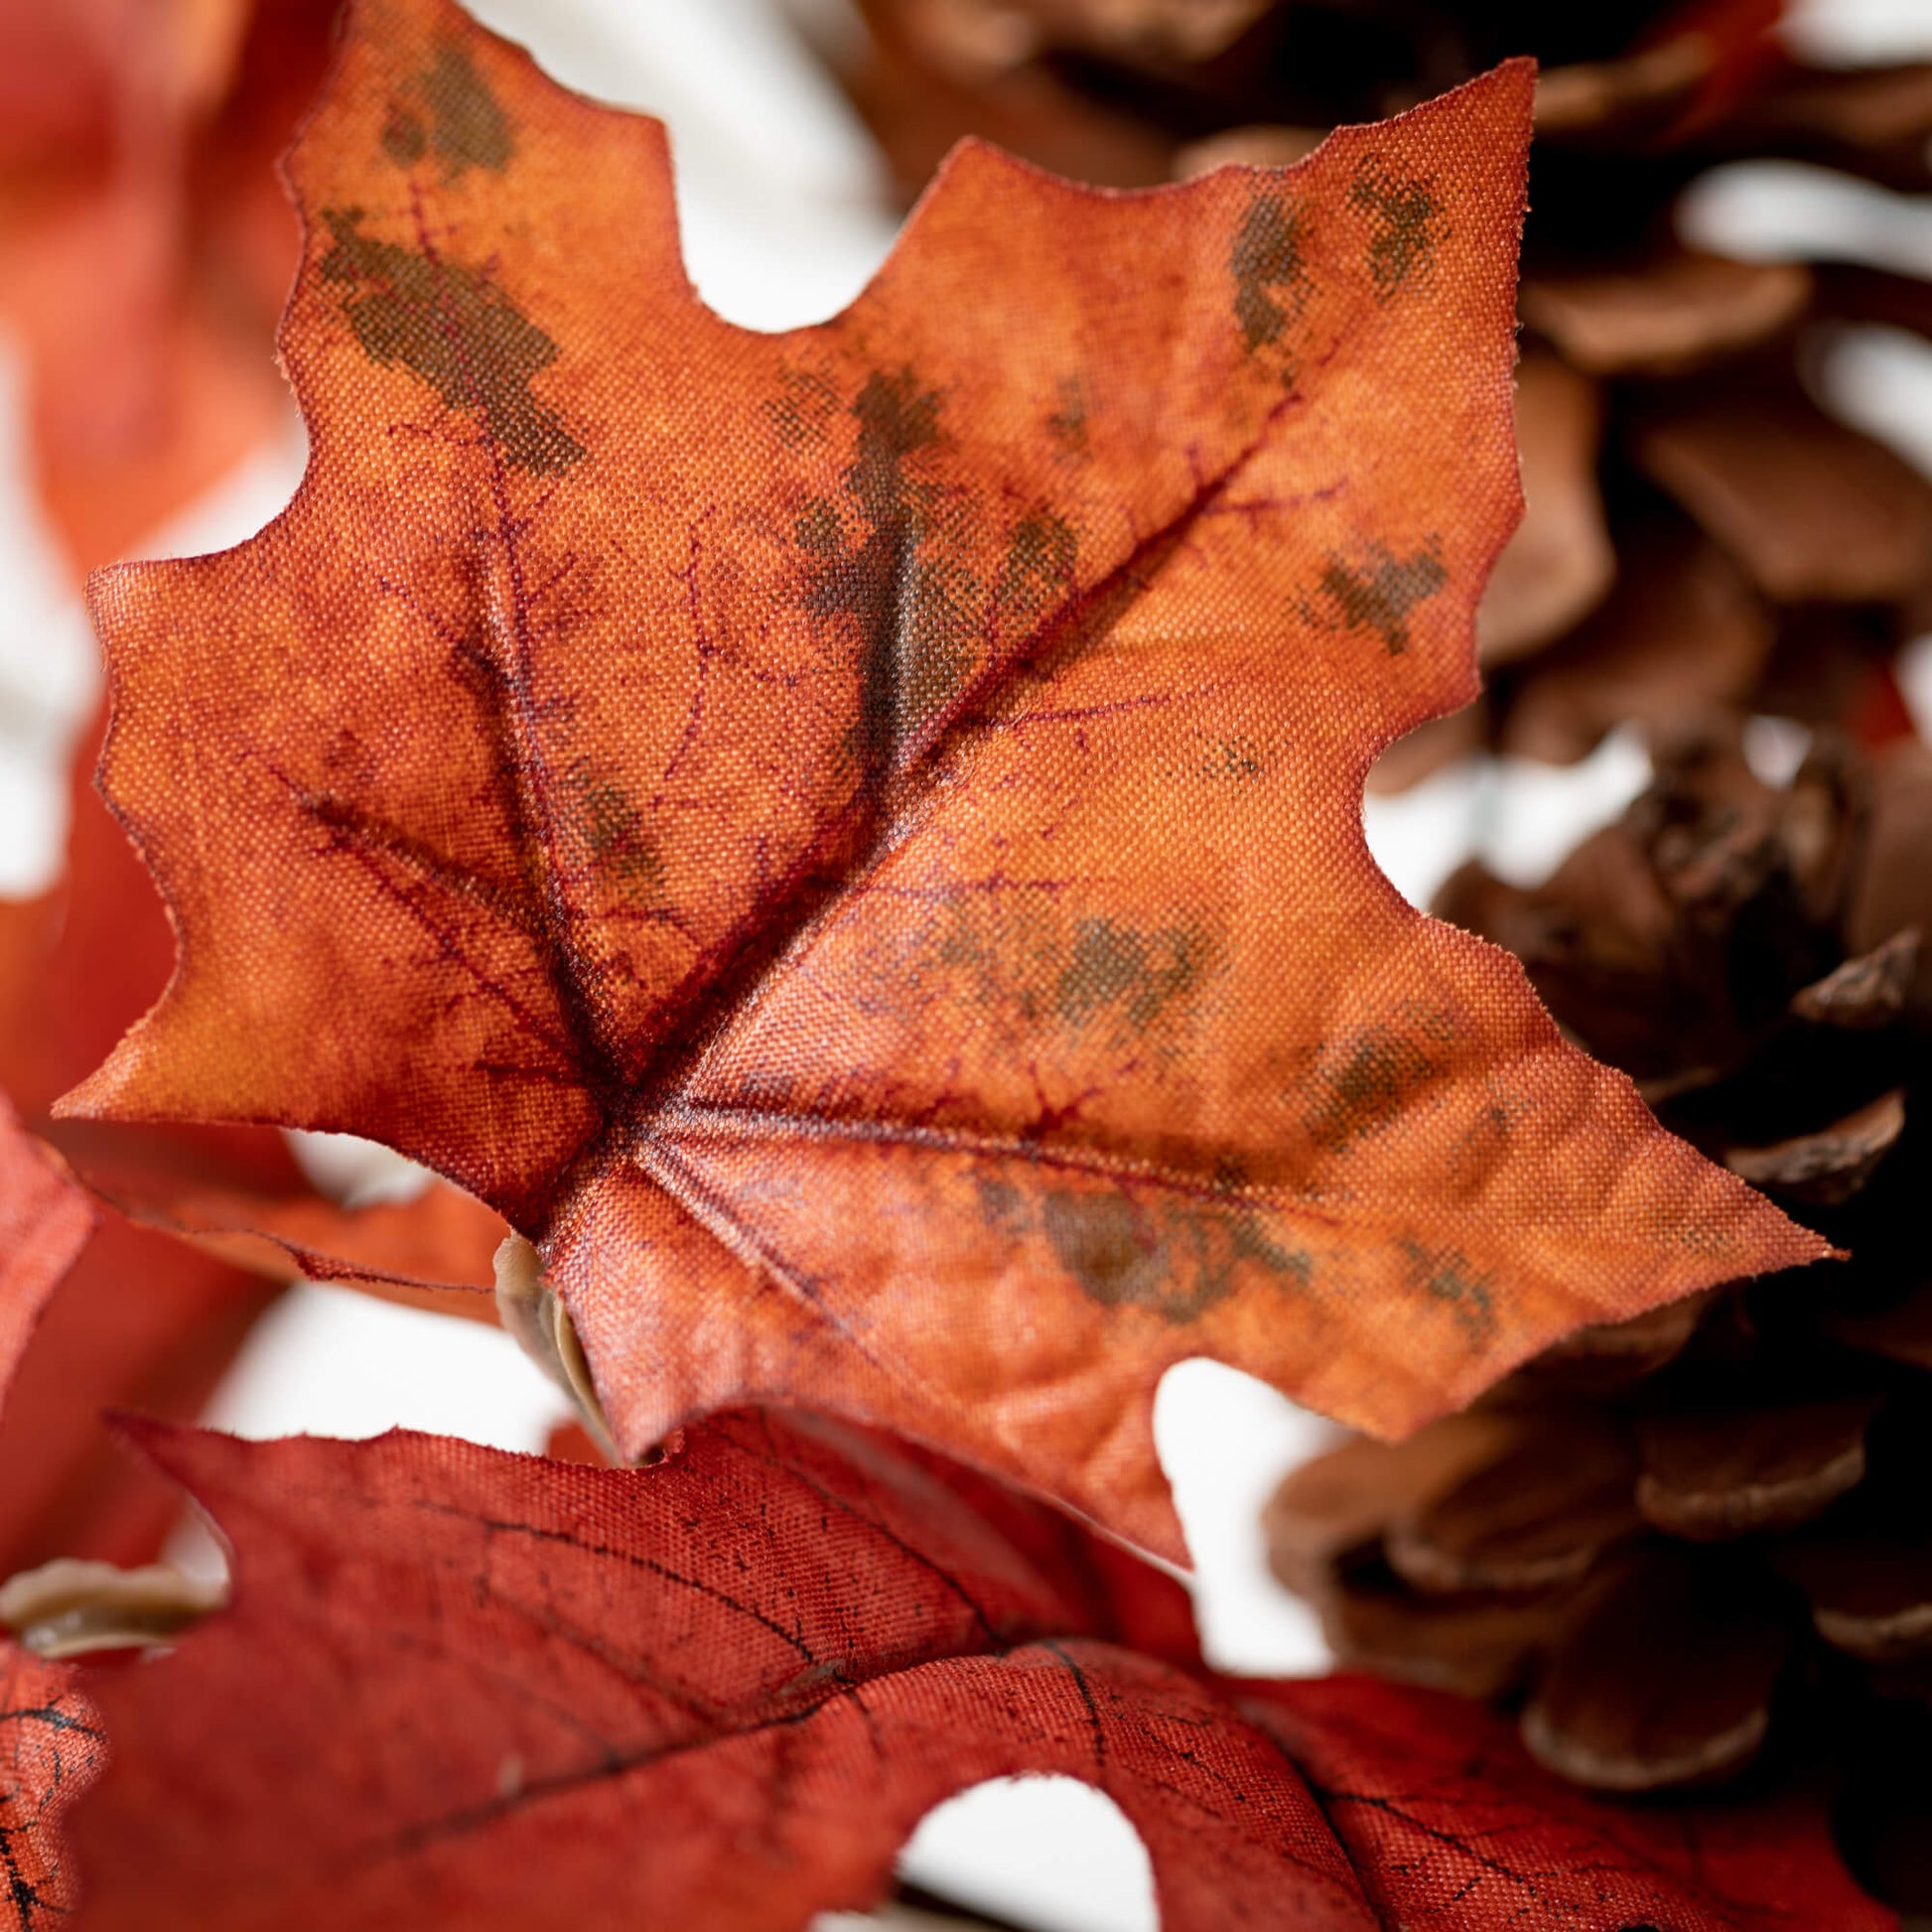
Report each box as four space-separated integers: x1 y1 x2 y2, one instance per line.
66 1417 1895 1929
1255 1672 1896 1932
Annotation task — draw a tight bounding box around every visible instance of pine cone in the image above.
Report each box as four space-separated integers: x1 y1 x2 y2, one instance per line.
1264 719 1931 1836
822 2 1932 783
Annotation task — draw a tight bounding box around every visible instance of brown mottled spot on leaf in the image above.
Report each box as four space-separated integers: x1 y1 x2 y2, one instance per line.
804 368 984 760
560 761 662 902
1309 538 1447 652
972 1172 1029 1236
1041 1188 1311 1323
1046 376 1089 459
1306 1020 1450 1151
1055 917 1209 1033
1349 161 1445 302
1399 1236 1496 1345
1155 728 1281 786
848 368 941 518
793 497 845 557
767 365 841 449
997 510 1078 631
318 207 583 474
381 105 427 168
1230 191 1309 351
1201 732 1266 780
420 39 512 177
1043 1191 1166 1311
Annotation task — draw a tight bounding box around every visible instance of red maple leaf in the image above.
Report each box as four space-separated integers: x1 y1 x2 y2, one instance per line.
62 1414 1893 1929
0 1101 92 1404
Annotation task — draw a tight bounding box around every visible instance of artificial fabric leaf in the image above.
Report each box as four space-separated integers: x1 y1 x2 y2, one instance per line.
66 1416 1895 1930
0 1086 278 1571
0 1638 104 1929
0 1205 277 1572
1259 1672 1896 1932
0 0 332 573
1 701 507 1305
0 718 494 1567
0 1099 92 1402
69 0 1824 1556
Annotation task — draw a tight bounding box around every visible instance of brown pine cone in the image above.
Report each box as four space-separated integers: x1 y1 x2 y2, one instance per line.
1264 719 1931 1828
817 1 1932 783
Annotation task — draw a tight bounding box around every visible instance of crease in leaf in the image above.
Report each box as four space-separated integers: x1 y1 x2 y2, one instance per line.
64 0 1826 1557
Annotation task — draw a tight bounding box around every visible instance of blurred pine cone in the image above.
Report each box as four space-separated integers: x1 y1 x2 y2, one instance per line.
1264 718 1930 1838
818 0 1932 782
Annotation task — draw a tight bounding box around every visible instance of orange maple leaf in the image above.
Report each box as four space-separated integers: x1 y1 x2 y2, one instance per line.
67 0 1824 1556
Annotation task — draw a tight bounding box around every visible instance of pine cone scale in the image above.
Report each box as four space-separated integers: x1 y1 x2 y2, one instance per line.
1632 1394 1879 1540
1522 1548 1794 1792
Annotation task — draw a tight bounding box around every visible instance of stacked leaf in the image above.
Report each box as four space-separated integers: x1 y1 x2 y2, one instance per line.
50 1409 1900 1930
1267 719 1932 1809
824 0 1932 783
